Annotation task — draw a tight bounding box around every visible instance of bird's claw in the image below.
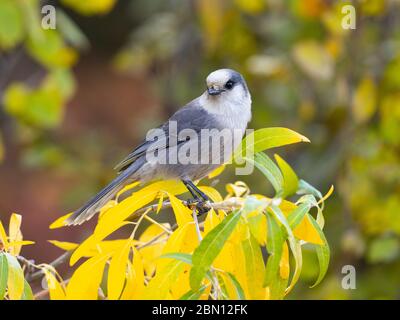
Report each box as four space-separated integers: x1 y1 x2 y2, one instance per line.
186 199 211 215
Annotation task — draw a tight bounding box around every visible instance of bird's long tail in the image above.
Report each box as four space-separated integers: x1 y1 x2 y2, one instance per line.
65 165 139 226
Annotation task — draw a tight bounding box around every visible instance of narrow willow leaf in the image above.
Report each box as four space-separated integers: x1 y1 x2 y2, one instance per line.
236 127 310 160
0 220 9 249
287 203 311 229
224 272 246 300
270 206 302 294
179 285 207 300
144 260 185 299
43 268 66 300
249 152 283 194
21 279 34 300
108 239 132 300
4 253 24 300
8 213 22 255
264 213 284 286
297 179 322 199
66 253 110 300
307 214 330 287
0 253 8 300
274 154 299 197
248 213 268 246
190 210 242 290
241 234 265 299
167 193 193 227
159 252 192 265
48 240 78 251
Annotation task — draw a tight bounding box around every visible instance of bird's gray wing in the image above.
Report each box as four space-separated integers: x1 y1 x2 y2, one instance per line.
114 99 220 173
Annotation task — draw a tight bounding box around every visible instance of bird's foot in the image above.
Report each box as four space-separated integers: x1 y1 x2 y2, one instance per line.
186 199 211 215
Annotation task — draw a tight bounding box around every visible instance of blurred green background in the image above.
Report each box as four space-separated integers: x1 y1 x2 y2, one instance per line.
1 0 400 299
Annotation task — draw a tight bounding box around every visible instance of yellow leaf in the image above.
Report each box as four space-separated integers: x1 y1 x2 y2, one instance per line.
5 253 24 300
66 253 109 300
49 212 73 229
241 234 266 299
293 215 324 245
61 0 117 15
226 181 249 198
116 181 140 200
198 186 223 202
8 213 22 255
0 220 9 250
138 224 169 276
95 180 185 240
318 185 335 205
279 242 290 279
352 76 377 124
48 240 78 251
204 209 223 235
207 165 225 179
248 212 268 246
69 221 131 265
107 239 132 300
156 192 165 213
167 193 193 227
143 260 185 299
43 267 66 300
293 40 334 80
121 247 145 299
170 264 192 299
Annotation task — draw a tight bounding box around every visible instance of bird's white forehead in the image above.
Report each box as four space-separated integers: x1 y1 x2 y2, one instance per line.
206 69 231 86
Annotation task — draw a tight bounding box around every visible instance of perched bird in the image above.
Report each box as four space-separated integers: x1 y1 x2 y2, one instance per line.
66 69 252 225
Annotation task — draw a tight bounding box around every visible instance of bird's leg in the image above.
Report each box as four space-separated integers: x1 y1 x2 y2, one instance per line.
181 179 211 215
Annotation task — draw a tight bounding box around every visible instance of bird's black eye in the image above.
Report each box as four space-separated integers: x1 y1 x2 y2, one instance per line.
225 80 234 90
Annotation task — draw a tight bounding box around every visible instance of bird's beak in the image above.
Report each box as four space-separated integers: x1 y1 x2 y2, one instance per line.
207 86 225 96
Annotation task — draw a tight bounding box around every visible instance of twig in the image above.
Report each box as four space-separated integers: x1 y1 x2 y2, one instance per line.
26 251 72 282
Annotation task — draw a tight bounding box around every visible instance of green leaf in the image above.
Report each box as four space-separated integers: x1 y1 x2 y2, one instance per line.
21 279 34 300
144 260 185 299
264 213 286 299
159 252 192 265
4 253 24 300
297 180 322 200
270 206 302 294
236 127 310 160
0 0 24 49
190 210 242 290
179 285 207 300
250 152 283 194
274 154 299 197
0 253 8 300
306 214 330 287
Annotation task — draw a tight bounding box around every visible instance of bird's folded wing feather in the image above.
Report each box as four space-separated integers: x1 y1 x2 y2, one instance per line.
114 100 219 173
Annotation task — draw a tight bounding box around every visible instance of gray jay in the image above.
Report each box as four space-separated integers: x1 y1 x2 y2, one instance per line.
66 68 252 225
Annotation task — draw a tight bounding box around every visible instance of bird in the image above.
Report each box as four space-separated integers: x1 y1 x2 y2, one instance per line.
66 68 252 226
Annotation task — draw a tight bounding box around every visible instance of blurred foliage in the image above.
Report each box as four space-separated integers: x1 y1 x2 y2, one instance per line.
1 0 400 299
